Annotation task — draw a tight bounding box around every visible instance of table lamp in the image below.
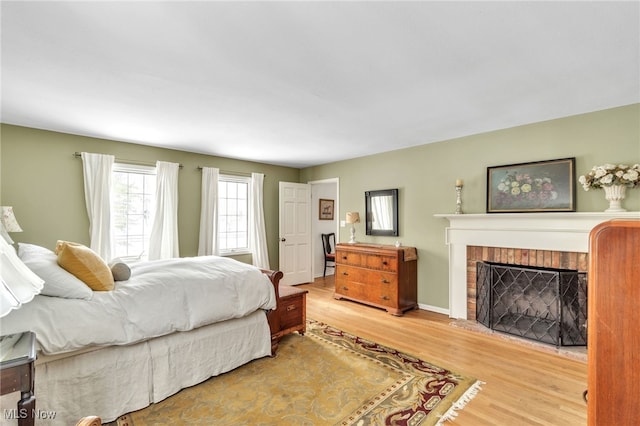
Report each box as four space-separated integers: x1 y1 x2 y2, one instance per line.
0 209 43 318
0 206 23 245
346 212 360 244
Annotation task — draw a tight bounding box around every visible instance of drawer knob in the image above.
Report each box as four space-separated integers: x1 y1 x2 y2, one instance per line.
342 256 347 260
381 279 390 284
382 261 388 265
342 286 348 291
380 296 390 300
342 271 349 276
286 305 297 312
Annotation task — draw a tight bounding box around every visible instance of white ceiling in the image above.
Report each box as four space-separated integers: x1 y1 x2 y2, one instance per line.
1 1 638 168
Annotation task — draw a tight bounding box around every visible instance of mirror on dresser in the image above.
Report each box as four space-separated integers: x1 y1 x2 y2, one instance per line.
365 188 398 236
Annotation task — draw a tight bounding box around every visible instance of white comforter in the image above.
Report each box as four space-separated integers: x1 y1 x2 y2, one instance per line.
1 255 276 355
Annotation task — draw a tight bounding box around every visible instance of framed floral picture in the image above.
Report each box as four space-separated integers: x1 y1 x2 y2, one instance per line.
319 199 334 220
487 157 576 213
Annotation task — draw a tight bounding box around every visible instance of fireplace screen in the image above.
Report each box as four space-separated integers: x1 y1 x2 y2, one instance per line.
476 262 587 347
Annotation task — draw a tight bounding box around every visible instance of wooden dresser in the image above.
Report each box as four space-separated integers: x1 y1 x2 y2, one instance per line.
587 219 640 425
334 243 417 316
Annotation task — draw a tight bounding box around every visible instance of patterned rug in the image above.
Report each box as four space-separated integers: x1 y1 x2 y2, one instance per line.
116 320 482 425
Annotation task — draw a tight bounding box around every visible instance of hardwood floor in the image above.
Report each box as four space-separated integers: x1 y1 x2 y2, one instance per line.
299 276 588 425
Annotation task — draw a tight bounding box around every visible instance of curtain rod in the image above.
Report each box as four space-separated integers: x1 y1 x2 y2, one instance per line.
197 166 261 177
73 152 183 169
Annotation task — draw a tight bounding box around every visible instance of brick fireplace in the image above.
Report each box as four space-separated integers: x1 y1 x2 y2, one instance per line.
465 245 588 321
435 212 638 319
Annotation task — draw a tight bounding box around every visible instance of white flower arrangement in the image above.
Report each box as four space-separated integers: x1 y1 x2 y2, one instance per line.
578 163 640 191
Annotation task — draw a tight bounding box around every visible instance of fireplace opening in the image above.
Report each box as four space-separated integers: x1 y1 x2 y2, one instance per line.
476 262 587 347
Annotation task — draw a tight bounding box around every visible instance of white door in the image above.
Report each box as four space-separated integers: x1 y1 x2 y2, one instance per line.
279 182 312 285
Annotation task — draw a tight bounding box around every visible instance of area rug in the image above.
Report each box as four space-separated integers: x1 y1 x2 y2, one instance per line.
116 320 482 425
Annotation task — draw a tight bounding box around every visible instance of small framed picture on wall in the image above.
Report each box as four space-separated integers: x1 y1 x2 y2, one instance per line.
319 199 334 220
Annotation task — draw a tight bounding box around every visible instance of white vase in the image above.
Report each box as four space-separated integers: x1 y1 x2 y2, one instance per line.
603 185 627 212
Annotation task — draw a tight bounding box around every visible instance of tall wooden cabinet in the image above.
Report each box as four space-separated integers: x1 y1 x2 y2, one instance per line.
587 219 640 425
334 243 418 316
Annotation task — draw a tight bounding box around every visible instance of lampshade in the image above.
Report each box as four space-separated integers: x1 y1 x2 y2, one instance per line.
345 212 360 224
0 236 44 318
1 206 23 232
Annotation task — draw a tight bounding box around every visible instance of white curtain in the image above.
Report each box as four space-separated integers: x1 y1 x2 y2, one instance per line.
198 167 219 256
149 161 180 260
249 172 270 269
81 152 114 260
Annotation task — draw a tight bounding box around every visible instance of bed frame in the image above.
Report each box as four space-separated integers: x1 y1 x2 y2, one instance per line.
262 268 284 354
2 268 285 425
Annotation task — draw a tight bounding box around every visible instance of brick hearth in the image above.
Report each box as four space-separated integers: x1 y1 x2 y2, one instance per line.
465 246 588 321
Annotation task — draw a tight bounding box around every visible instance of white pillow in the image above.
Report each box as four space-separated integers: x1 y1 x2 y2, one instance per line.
18 243 93 300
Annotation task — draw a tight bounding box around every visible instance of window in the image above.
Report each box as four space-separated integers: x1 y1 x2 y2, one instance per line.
111 164 156 261
218 175 250 255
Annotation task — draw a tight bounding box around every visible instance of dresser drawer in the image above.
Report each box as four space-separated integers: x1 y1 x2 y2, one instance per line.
336 265 369 283
276 285 307 337
336 268 397 302
336 279 397 308
338 265 397 285
335 276 370 300
337 250 398 272
365 255 398 272
336 250 362 267
378 280 399 307
375 271 397 286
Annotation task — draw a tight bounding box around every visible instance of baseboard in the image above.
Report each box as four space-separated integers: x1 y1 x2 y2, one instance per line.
418 303 449 316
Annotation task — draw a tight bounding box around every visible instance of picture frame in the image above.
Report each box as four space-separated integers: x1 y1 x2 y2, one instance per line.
487 157 576 213
319 199 334 220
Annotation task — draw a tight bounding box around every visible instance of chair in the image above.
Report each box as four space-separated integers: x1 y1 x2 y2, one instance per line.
321 233 336 277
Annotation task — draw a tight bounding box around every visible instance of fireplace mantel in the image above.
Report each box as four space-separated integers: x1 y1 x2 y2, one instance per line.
435 212 640 319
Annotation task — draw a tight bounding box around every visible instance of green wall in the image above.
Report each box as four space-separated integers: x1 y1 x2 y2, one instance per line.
0 124 300 269
300 104 640 310
1 104 639 311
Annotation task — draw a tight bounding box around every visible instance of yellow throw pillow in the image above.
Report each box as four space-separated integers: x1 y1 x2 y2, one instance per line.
55 241 115 291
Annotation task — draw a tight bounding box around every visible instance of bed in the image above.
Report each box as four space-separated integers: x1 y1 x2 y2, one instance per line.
0 242 283 425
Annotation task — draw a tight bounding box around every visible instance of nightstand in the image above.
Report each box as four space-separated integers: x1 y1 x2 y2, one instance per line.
1 331 36 426
277 284 308 337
